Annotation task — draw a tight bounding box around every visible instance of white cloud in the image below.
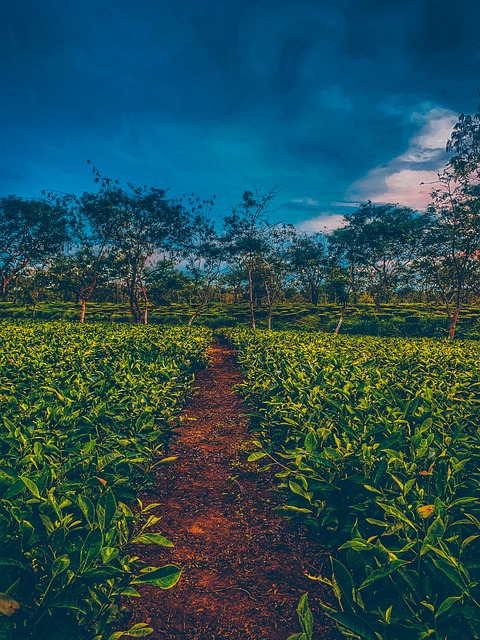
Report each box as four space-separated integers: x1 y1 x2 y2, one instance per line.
298 213 346 233
399 109 458 163
349 107 457 210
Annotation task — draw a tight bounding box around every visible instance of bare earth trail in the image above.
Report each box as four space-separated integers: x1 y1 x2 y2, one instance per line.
132 340 339 640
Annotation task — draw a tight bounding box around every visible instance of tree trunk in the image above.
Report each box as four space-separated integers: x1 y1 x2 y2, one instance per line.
141 285 149 325
188 296 206 326
334 302 347 335
448 306 460 340
247 266 256 330
80 298 87 323
128 280 141 323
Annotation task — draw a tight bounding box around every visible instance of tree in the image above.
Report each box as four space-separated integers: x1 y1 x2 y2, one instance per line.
417 172 480 339
66 179 123 322
224 188 278 329
0 195 68 297
446 110 480 179
323 259 350 334
113 184 187 323
289 231 326 306
181 195 225 326
143 260 190 305
331 202 424 312
258 224 294 330
329 223 366 305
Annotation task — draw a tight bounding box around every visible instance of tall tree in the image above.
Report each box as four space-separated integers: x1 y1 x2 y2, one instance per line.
66 183 120 322
331 202 424 311
181 195 225 326
289 231 326 306
0 195 68 297
258 224 294 330
224 188 278 329
112 183 187 323
418 172 480 339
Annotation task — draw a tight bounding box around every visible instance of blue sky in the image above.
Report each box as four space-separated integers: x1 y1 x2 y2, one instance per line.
1 0 480 229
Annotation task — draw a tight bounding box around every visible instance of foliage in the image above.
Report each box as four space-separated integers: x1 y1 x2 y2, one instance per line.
227 329 480 639
0 195 68 297
0 322 211 639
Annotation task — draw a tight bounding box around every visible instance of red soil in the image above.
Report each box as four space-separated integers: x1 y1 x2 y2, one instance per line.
130 340 340 640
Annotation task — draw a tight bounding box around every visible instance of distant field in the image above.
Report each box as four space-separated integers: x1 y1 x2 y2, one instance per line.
2 300 480 339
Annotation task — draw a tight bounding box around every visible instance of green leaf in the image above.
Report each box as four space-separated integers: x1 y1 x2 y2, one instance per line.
359 560 409 590
331 558 357 612
132 565 182 589
435 596 462 619
276 505 313 514
322 610 377 640
19 476 41 499
156 456 178 465
374 457 388 485
78 494 95 526
133 533 174 547
247 451 267 462
431 559 466 592
51 555 70 578
80 527 103 571
304 432 317 453
101 547 120 564
423 515 445 548
97 488 117 531
289 480 309 499
297 593 314 639
377 502 417 530
107 623 154 640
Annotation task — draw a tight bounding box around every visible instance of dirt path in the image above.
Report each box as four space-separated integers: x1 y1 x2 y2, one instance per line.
132 340 339 640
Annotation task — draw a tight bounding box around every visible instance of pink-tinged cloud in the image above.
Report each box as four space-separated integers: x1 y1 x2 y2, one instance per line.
350 108 457 210
353 168 440 209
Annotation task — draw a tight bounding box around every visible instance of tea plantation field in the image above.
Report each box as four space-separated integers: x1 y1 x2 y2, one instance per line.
2 322 480 640
0 322 211 640
227 330 480 640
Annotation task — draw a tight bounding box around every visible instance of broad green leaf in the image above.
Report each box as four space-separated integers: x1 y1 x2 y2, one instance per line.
435 596 462 619
322 610 377 640
19 476 40 499
97 488 117 531
296 593 313 639
133 533 174 547
359 560 409 590
78 494 95 526
132 565 182 589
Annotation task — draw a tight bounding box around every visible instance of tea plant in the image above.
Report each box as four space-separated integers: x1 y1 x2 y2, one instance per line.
0 322 211 639
227 329 480 639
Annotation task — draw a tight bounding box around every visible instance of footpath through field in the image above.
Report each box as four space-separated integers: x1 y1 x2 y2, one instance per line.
131 339 338 640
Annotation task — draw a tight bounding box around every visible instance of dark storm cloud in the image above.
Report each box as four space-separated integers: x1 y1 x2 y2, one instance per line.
1 0 480 224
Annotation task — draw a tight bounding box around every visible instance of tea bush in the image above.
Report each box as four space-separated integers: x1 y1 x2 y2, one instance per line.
0 322 211 639
227 329 480 640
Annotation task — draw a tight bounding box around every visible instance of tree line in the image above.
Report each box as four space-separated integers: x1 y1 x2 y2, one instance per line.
2 110 480 337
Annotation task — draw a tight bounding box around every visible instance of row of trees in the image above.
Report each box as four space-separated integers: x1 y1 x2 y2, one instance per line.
2 110 480 337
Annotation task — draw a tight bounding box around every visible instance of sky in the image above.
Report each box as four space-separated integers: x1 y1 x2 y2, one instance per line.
1 0 480 230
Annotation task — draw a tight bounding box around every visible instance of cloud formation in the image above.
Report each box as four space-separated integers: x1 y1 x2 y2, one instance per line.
349 108 458 209
0 0 479 224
